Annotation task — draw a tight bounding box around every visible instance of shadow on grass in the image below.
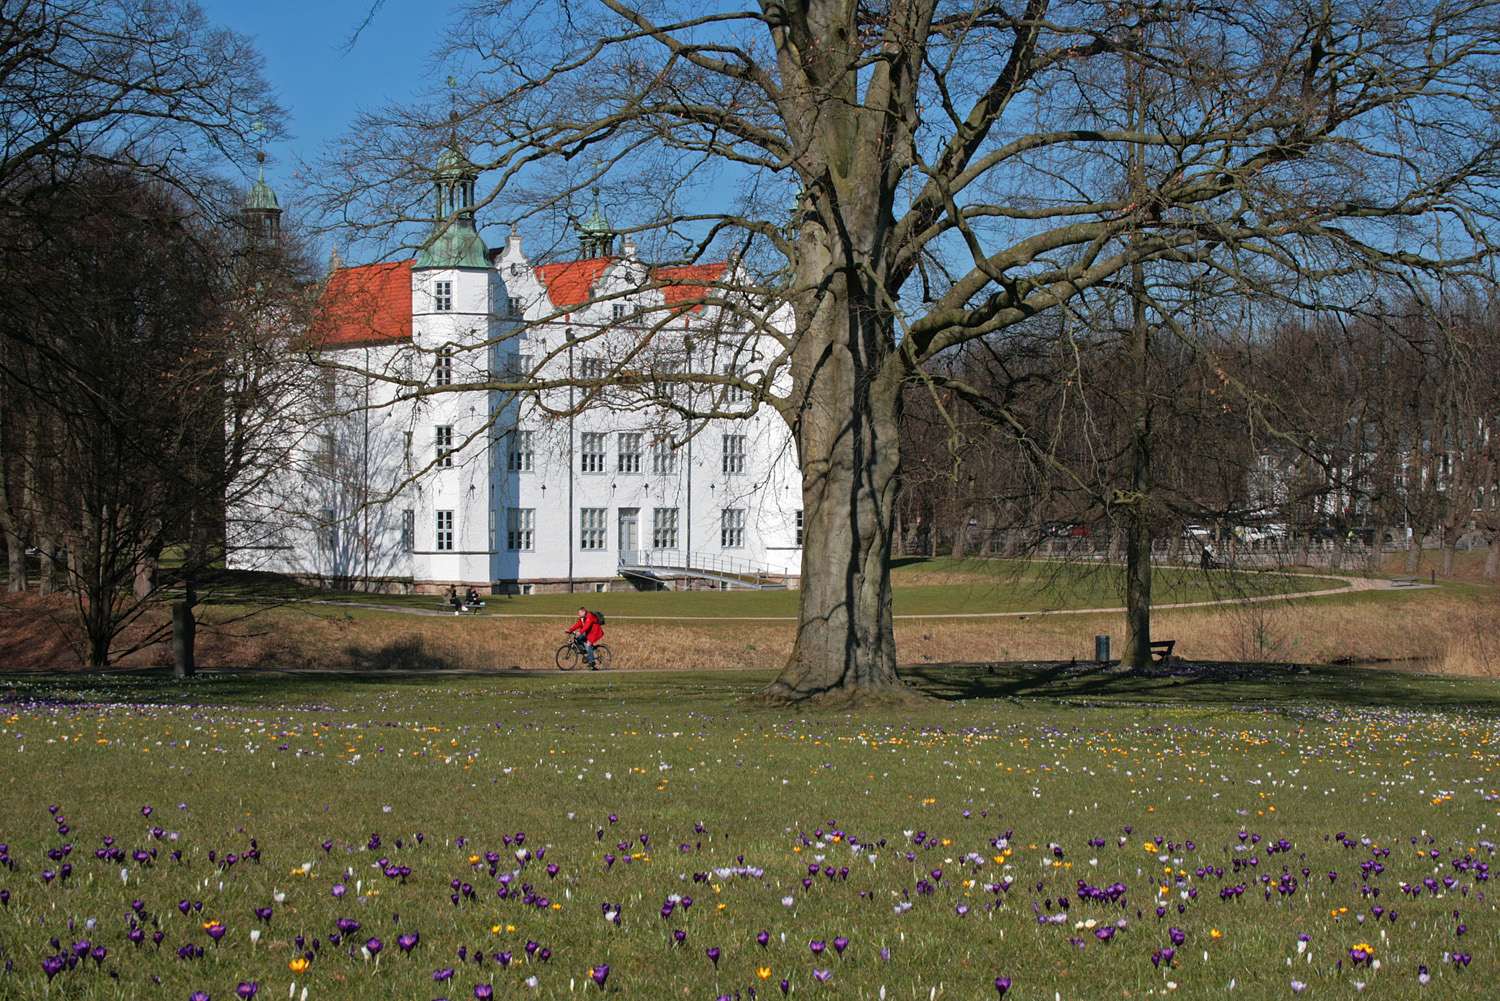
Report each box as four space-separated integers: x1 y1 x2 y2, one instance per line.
346 636 492 672
898 659 1500 716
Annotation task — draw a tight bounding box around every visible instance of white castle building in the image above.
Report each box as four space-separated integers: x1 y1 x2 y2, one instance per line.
228 149 803 594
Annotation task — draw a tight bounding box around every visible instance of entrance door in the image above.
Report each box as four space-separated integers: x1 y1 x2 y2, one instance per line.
617 508 639 555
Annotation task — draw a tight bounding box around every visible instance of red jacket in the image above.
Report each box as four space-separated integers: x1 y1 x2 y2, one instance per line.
569 611 603 644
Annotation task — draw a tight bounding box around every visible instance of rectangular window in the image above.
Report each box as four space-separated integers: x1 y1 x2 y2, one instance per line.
506 352 533 378
315 432 336 475
612 303 629 321
435 425 454 467
506 508 534 551
724 364 745 403
507 430 534 472
580 356 606 380
400 509 415 552
402 431 413 473
652 507 679 549
488 510 497 552
651 436 677 475
721 508 745 549
722 434 745 474
436 510 454 551
318 508 337 552
617 432 642 473
795 509 804 547
580 432 606 473
434 347 452 386
434 280 453 312
580 508 607 550
507 296 522 318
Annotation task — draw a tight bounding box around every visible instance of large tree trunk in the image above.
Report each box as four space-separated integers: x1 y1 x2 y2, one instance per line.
1119 258 1153 671
759 302 907 703
1485 532 1499 580
761 378 906 702
1405 530 1423 574
36 533 56 595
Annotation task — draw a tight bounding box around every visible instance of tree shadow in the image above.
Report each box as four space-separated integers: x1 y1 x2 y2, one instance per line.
345 636 471 672
898 659 1500 715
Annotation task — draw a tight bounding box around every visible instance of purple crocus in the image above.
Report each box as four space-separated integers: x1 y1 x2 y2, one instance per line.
235 984 257 1000
810 940 826 956
398 933 419 954
434 969 454 982
474 986 494 1000
190 993 211 1001
995 977 1011 997
756 930 770 948
813 969 832 983
833 936 849 955
365 937 383 956
706 947 721 966
591 964 609 987
41 955 65 981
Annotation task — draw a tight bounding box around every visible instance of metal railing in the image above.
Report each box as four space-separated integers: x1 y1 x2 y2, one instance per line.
617 550 793 589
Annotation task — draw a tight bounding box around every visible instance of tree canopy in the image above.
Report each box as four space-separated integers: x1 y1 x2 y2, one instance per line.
323 0 1500 701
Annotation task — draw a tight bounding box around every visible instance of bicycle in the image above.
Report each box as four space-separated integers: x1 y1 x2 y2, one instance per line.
556 633 611 671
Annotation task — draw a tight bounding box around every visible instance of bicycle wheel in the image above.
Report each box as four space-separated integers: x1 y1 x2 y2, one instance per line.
590 644 612 671
555 643 579 671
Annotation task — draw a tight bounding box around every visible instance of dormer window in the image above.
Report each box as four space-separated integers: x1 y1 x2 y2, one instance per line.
612 303 629 321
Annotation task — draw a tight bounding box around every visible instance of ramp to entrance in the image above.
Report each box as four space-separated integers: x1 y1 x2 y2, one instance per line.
617 551 792 590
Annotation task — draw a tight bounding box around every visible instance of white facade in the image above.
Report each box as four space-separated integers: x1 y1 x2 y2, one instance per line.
228 165 802 592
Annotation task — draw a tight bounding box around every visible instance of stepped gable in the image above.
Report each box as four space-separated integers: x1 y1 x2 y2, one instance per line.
534 257 726 314
312 261 415 349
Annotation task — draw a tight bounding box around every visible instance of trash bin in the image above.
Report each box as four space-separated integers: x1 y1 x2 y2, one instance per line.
1095 635 1111 664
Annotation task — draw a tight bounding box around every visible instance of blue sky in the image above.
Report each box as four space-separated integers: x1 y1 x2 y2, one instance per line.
200 0 447 197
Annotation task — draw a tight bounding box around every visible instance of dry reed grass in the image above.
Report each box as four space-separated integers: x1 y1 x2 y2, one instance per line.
2 586 1493 679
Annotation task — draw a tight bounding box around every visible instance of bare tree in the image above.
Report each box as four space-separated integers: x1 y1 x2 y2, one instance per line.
323 0 1500 702
0 169 316 667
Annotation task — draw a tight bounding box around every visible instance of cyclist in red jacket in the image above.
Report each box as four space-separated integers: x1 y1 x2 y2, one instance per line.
567 607 604 669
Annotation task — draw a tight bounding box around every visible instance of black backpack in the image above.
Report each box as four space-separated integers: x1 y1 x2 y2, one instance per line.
590 610 606 626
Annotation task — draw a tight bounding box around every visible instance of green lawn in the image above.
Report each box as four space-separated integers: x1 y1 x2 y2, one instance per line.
200 558 1349 619
1 664 1496 999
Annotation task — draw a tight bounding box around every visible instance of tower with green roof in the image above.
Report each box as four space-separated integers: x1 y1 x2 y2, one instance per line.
242 152 281 247
578 190 614 258
418 145 490 269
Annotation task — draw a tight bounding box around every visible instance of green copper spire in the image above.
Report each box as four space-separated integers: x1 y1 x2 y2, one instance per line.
242 150 281 246
578 188 614 257
418 143 489 269
244 162 280 211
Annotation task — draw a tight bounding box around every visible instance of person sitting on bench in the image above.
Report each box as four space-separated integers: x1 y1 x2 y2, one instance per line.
465 587 483 608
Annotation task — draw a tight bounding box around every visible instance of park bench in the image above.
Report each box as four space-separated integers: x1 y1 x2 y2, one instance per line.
1389 577 1420 588
435 599 486 614
1149 640 1176 664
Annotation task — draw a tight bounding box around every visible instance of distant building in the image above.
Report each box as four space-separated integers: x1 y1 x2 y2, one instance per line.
228 148 802 593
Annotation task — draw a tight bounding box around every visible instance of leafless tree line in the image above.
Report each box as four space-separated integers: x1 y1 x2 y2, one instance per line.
897 292 1500 581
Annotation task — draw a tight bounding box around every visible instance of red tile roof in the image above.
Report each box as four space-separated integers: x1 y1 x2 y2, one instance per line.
657 262 726 313
535 257 612 312
311 261 414 349
535 257 727 315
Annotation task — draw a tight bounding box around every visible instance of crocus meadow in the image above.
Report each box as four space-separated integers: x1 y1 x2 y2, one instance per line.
0 664 1495 999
